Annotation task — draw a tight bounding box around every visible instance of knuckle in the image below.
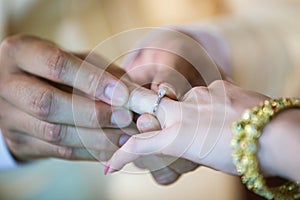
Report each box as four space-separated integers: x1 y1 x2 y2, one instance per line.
0 34 38 57
89 104 111 127
55 125 68 145
31 89 55 119
57 146 72 159
190 86 209 96
8 133 27 148
209 80 228 89
183 86 209 103
86 72 100 95
0 34 26 56
45 48 69 81
40 122 61 142
0 37 16 56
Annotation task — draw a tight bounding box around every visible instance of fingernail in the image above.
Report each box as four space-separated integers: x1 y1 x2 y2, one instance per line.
111 109 132 127
104 83 128 106
118 134 130 146
104 162 110 175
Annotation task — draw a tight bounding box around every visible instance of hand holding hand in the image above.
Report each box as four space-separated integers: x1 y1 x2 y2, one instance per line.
121 27 230 184
106 80 269 176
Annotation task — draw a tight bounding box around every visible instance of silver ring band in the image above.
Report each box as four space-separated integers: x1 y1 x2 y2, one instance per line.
152 88 166 114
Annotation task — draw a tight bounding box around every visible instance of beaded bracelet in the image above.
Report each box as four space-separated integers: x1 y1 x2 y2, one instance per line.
231 98 300 200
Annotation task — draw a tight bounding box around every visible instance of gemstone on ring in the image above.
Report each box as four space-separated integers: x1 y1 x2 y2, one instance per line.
152 88 166 114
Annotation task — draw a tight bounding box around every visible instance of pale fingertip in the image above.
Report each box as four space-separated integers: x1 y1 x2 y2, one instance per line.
105 160 118 174
103 82 129 106
137 114 161 132
118 134 131 146
104 162 110 175
111 109 133 127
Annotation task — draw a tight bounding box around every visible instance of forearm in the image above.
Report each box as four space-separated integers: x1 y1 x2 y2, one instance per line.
259 109 300 182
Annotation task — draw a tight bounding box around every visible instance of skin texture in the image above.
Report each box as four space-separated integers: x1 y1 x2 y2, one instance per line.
0 34 195 185
107 80 300 183
121 28 300 192
0 34 132 161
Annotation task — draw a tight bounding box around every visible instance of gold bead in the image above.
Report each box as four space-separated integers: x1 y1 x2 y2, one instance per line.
231 98 300 200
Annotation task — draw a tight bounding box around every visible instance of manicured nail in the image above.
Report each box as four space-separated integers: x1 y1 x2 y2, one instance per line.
111 109 132 127
104 83 128 106
104 163 110 175
118 134 130 146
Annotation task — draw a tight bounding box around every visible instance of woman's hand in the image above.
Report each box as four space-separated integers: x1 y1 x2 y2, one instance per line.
0 34 132 161
105 80 269 175
121 27 230 184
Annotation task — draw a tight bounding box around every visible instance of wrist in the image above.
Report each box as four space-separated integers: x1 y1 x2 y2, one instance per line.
259 109 300 181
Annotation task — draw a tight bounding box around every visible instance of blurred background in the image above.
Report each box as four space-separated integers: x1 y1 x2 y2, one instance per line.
0 0 256 199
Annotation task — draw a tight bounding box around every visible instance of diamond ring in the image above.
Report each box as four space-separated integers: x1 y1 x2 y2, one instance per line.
152 88 166 114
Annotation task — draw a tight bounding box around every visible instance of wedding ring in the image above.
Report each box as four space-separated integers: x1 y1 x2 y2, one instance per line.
152 88 166 114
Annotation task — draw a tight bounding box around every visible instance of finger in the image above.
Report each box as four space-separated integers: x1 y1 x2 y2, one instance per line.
125 84 178 127
133 113 161 169
3 131 99 161
150 166 179 185
124 56 158 86
135 113 180 184
124 48 195 99
106 127 177 174
151 67 192 100
0 74 132 128
0 100 133 150
137 115 197 179
136 113 161 132
168 157 199 174
73 52 129 80
1 35 128 106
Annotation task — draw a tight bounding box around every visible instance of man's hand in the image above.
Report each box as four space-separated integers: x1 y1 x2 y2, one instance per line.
0 34 132 161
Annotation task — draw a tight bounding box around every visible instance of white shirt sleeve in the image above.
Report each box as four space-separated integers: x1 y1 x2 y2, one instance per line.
0 129 17 171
